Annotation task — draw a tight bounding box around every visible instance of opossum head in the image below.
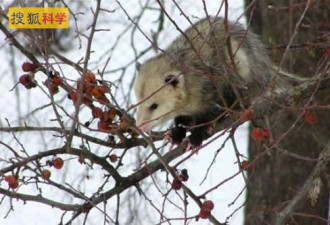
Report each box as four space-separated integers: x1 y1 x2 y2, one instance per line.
134 56 187 132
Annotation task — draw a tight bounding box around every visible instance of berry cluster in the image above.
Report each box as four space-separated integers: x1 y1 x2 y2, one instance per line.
66 71 137 135
96 108 118 131
3 157 64 190
19 62 39 89
44 72 63 95
18 64 138 139
92 106 137 136
70 71 109 105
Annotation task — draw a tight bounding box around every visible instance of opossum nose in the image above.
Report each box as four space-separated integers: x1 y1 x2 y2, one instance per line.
139 125 148 132
137 119 154 132
136 120 148 132
138 123 152 132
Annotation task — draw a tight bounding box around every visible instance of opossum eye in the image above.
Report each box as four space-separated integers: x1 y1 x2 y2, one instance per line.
164 75 179 87
149 103 158 111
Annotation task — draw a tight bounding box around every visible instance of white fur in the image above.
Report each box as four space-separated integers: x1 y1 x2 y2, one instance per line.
134 59 184 132
228 39 251 82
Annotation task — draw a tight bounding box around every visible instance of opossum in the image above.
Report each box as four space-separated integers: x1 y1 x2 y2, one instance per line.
134 17 300 147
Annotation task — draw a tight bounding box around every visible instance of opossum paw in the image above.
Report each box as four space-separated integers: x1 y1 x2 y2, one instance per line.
163 128 186 150
183 137 202 153
163 127 186 144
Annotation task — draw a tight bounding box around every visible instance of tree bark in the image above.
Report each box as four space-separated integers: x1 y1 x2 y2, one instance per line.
244 1 330 225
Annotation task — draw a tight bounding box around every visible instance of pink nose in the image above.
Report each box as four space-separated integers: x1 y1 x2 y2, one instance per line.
137 121 152 132
136 120 145 131
139 125 148 132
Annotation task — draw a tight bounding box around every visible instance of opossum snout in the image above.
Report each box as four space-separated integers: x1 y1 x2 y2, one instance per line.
137 120 153 132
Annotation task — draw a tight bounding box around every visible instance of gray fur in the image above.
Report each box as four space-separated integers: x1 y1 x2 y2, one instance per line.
166 17 287 103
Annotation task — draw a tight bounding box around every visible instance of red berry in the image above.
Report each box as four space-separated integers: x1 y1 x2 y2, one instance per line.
53 157 64 169
240 108 254 122
19 74 37 89
98 121 109 132
11 180 19 188
199 210 211 219
303 109 318 124
99 85 109 94
96 95 110 104
202 200 214 211
90 86 103 98
82 95 92 105
171 178 182 190
101 109 117 122
84 71 96 84
50 86 59 95
19 74 30 84
53 77 62 86
44 79 59 95
22 62 37 72
5 175 16 183
251 128 264 141
5 175 18 189
71 91 79 102
199 200 214 219
9 180 19 189
41 170 51 180
109 154 118 163
240 160 250 170
92 107 103 118
251 128 270 141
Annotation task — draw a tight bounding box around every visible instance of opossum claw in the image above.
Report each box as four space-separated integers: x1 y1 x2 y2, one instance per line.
183 137 202 152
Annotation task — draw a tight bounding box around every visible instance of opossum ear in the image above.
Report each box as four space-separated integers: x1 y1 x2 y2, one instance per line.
164 74 183 88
